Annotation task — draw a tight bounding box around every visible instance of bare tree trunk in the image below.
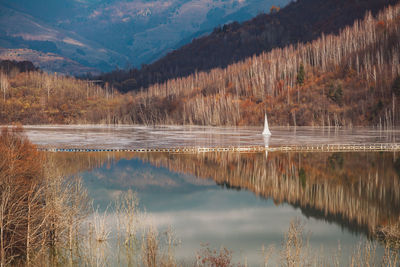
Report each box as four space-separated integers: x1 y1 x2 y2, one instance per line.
0 193 6 267
0 73 9 105
26 193 32 266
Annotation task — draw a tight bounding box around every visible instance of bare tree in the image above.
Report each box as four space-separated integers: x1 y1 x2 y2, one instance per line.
0 73 8 103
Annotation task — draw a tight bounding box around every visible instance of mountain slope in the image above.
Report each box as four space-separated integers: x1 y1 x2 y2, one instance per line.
0 48 98 76
0 1 400 129
99 0 398 92
2 2 400 127
114 2 400 127
0 0 287 74
57 0 289 67
0 4 128 74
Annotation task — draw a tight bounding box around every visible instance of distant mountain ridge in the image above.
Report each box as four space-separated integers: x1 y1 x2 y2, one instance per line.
98 0 398 92
0 48 99 76
0 0 286 75
0 3 128 74
1 2 400 127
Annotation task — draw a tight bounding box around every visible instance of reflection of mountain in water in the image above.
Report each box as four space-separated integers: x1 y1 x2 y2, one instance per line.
139 152 400 236
48 152 217 209
50 151 400 238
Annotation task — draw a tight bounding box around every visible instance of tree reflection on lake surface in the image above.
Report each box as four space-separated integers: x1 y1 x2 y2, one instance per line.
49 151 400 265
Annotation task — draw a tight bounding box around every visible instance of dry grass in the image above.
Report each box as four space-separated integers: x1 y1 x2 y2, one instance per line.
141 225 159 267
280 218 310 267
376 223 400 249
116 190 140 248
92 207 111 243
261 245 275 267
84 223 110 267
261 218 400 267
161 226 180 267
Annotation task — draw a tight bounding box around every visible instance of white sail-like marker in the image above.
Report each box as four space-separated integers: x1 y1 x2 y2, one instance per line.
262 113 271 136
262 113 271 159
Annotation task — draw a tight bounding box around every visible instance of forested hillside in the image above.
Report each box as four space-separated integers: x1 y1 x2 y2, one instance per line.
0 60 37 74
98 0 398 93
0 70 121 124
115 3 400 127
1 3 400 127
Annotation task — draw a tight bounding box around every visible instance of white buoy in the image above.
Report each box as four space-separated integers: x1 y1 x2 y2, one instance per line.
262 113 271 136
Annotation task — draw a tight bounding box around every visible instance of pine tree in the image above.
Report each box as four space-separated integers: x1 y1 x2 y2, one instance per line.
392 75 400 97
296 64 305 86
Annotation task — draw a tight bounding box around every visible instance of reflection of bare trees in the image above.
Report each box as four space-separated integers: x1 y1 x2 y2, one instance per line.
51 151 400 241
137 152 400 238
48 152 136 177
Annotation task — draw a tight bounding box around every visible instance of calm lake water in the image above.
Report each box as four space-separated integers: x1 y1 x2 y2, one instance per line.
48 150 400 265
23 125 400 148
28 126 399 265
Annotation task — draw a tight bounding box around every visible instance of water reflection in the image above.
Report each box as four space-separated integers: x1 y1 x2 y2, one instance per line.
51 151 400 237
49 151 400 263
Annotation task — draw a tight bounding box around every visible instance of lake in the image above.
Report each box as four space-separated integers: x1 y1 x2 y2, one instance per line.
23 125 400 149
27 126 400 265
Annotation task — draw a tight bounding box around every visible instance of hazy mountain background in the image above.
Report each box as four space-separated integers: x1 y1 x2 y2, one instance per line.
0 0 289 74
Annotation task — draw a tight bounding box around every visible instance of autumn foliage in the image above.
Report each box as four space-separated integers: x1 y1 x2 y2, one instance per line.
1 3 400 126
0 126 43 181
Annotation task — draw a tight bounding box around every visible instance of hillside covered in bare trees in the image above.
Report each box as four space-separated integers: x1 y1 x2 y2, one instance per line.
1 3 400 126
126 3 400 127
98 0 398 93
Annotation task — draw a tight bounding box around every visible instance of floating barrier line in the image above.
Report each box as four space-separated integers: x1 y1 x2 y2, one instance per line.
37 143 400 153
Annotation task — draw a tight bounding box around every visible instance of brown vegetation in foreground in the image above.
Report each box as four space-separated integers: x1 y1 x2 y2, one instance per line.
0 126 44 265
0 127 89 266
1 3 400 126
